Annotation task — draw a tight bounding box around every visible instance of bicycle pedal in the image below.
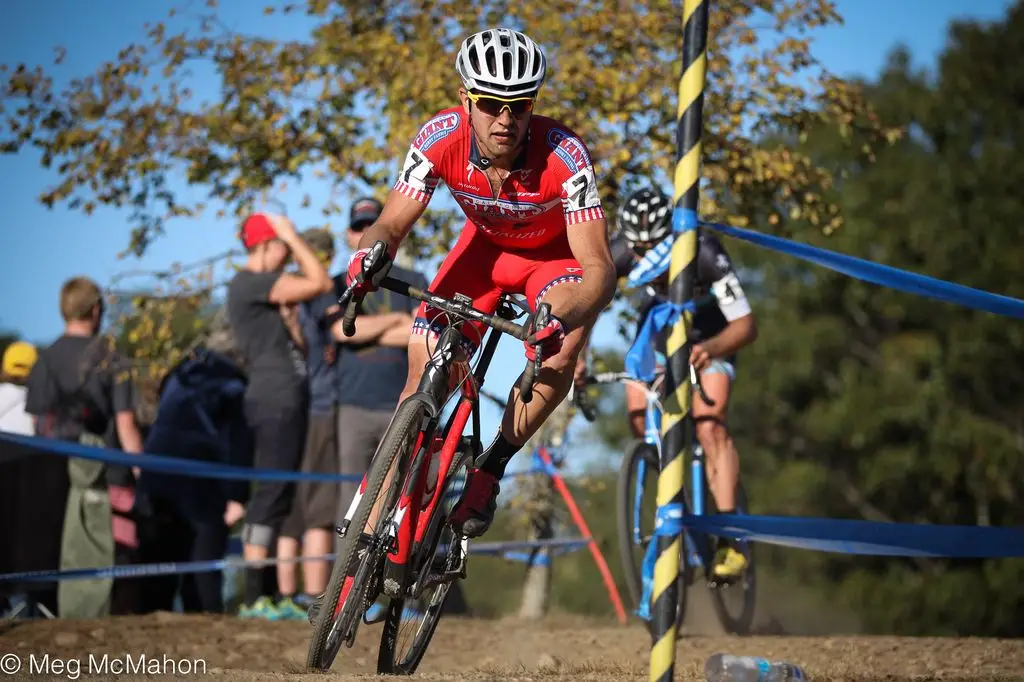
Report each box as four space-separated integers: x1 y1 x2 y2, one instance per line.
706 575 740 589
446 536 469 578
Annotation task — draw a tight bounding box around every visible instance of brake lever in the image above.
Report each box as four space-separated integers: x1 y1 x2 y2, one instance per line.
339 240 392 337
572 383 598 422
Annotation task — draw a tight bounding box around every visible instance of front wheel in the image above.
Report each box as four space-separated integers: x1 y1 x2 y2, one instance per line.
616 440 686 633
306 399 429 672
377 443 473 675
707 482 757 635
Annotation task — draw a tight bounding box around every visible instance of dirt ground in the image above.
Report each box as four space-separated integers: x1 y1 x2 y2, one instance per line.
2 611 1023 682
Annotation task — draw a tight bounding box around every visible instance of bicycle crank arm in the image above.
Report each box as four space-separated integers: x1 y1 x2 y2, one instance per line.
413 567 464 596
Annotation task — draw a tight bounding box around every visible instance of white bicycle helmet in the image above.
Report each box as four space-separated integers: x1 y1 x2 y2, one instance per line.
618 189 673 246
456 28 546 98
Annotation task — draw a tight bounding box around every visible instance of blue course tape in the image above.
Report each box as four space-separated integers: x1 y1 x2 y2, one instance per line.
654 503 684 536
0 430 550 484
503 551 551 566
0 432 361 483
464 537 591 555
673 207 699 234
0 537 591 583
0 555 303 583
704 222 1024 319
680 513 1024 558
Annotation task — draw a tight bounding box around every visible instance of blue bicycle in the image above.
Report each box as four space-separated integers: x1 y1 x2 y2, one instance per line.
575 364 757 635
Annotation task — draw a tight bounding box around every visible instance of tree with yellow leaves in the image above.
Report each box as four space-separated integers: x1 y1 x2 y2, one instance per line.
104 251 239 423
1 0 898 397
2 0 897 258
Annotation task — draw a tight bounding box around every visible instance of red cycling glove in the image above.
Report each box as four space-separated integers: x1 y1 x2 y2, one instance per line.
345 248 377 295
524 315 566 362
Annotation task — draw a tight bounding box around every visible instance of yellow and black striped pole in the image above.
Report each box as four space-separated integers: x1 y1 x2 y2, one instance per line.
649 0 709 680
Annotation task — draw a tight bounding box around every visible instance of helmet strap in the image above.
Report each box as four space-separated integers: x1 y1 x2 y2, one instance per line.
467 102 494 169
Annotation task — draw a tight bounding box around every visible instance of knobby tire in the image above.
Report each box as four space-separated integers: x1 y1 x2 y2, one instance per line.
377 445 473 674
616 439 686 634
306 399 428 671
707 481 757 635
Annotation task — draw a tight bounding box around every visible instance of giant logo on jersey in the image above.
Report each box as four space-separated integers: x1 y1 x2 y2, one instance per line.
450 190 559 221
413 112 461 152
546 128 592 173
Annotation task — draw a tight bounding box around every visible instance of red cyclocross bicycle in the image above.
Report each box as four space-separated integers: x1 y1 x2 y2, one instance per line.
306 241 549 674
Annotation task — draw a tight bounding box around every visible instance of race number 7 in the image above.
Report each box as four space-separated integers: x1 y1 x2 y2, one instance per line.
567 167 597 211
570 175 589 210
403 149 426 184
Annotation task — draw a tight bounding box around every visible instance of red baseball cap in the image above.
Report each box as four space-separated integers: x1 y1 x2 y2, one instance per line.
241 213 277 249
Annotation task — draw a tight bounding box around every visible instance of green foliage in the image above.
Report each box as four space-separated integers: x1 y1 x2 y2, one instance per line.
106 286 219 423
725 5 1024 636
582 347 633 456
461 471 631 618
571 2 1024 637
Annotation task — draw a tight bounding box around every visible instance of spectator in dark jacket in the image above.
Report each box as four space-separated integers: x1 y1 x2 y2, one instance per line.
0 340 62 619
135 331 252 614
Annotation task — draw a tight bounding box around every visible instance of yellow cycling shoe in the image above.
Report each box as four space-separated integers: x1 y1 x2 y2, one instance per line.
712 546 748 580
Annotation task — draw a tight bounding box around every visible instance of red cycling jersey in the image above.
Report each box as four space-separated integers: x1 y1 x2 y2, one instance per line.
394 106 606 350
394 106 605 250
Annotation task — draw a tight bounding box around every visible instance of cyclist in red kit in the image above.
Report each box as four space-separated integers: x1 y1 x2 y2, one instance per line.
345 27 616 539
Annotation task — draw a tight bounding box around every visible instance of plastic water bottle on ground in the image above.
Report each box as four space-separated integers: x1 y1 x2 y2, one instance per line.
704 653 809 681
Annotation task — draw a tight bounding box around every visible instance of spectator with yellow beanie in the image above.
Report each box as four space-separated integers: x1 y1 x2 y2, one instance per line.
0 341 37 434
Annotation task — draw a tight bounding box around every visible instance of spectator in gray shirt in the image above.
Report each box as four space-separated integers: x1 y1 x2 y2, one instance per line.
225 212 332 619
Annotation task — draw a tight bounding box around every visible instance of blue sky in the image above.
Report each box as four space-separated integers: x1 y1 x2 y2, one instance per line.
0 0 1014 468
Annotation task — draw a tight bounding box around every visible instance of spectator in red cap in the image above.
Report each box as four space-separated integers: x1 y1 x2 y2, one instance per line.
226 212 333 619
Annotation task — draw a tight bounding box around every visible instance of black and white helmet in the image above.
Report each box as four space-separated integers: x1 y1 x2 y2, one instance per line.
617 189 673 247
456 28 546 98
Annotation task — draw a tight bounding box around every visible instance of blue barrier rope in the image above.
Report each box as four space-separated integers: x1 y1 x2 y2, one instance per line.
0 537 591 584
671 513 1024 558
502 540 592 566
0 432 357 483
704 221 1024 320
0 432 549 484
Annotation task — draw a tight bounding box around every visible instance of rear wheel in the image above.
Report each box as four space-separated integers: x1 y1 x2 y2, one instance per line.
377 442 473 674
707 482 757 635
616 440 686 633
306 399 429 672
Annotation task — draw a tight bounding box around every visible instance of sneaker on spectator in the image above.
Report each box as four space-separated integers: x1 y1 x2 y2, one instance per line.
275 596 309 621
238 595 280 620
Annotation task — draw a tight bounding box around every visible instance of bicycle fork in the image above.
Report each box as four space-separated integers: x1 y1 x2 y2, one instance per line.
634 397 662 622
635 398 709 621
